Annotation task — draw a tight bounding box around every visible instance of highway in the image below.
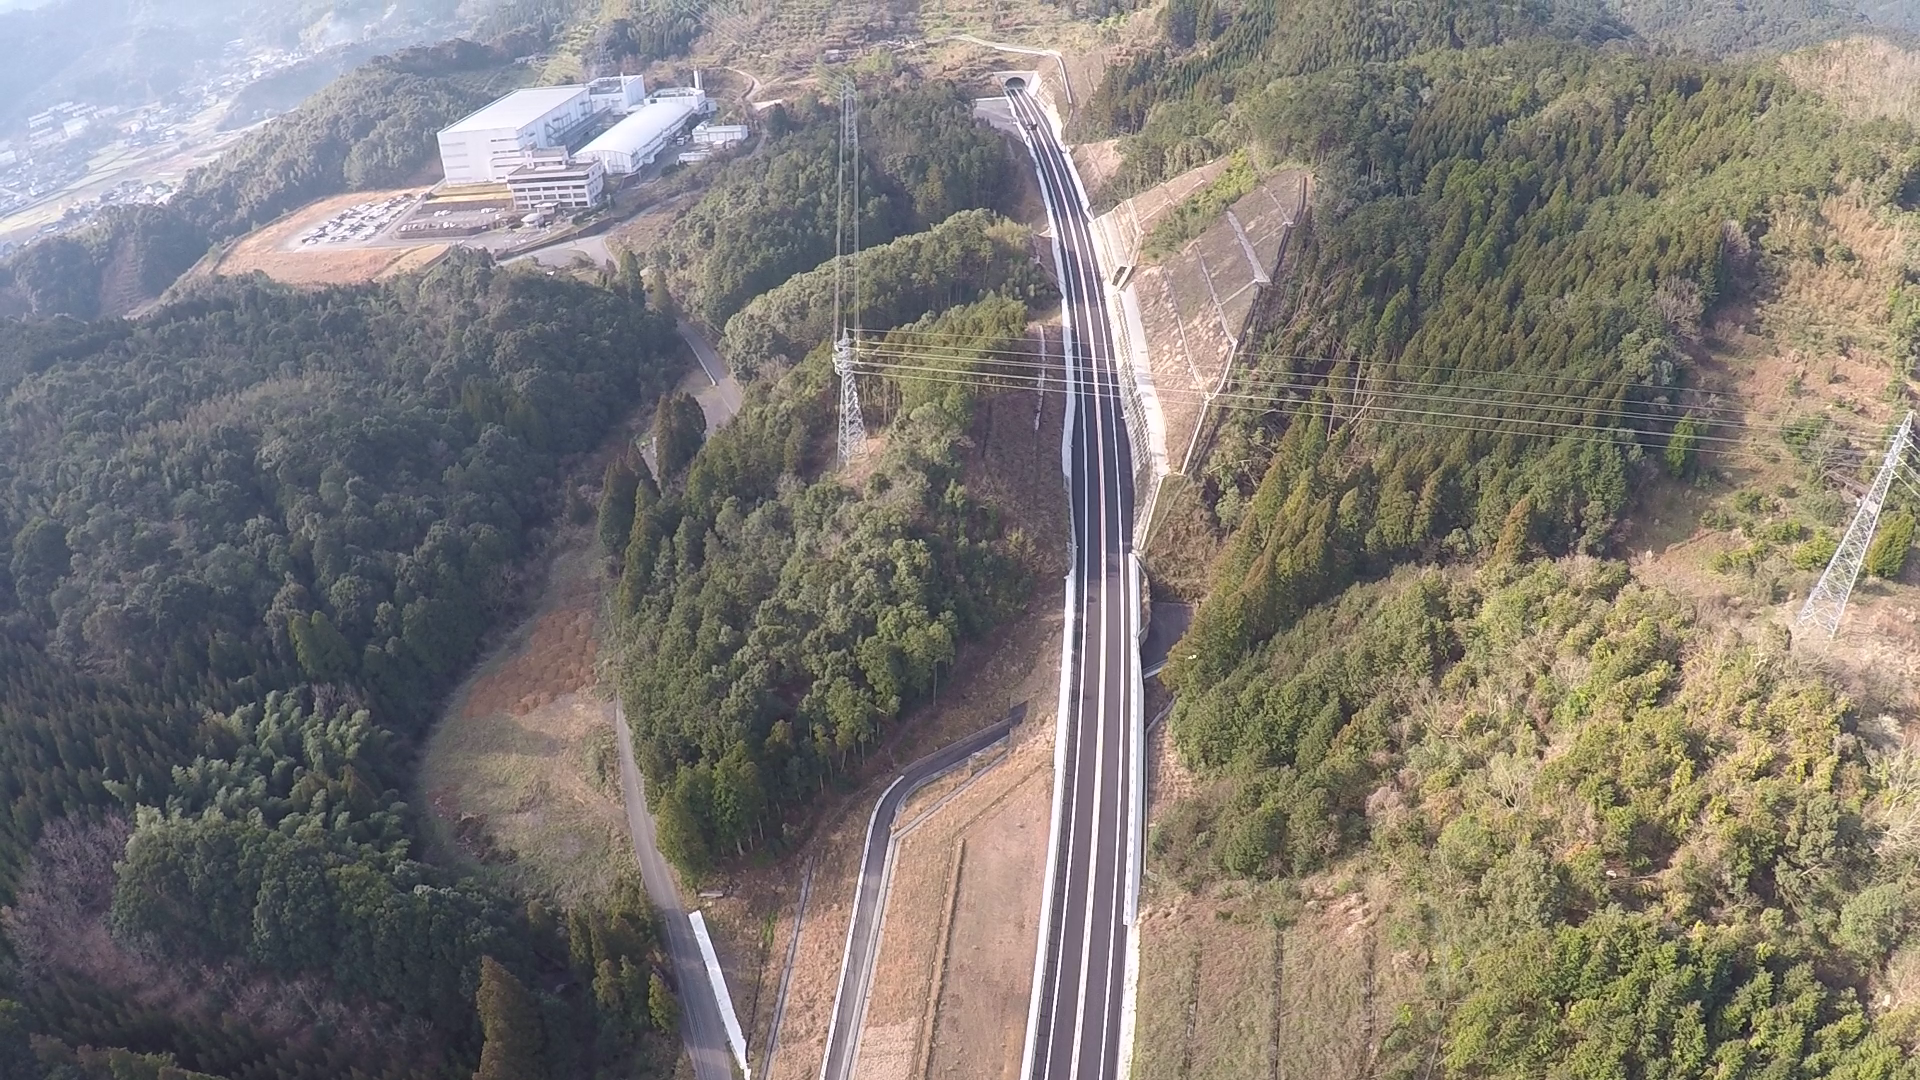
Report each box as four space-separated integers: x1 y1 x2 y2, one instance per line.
1008 84 1142 1080
818 704 1026 1080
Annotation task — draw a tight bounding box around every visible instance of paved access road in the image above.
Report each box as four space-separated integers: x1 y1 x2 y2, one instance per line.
817 704 1026 1080
613 698 738 1080
1008 84 1142 1080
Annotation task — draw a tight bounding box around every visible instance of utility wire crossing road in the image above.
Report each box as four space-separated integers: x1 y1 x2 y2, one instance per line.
1009 83 1143 1080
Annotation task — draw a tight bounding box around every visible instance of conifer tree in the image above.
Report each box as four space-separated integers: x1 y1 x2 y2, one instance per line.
475 956 546 1080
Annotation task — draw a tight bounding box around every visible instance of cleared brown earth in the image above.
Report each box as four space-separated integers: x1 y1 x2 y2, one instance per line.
211 189 447 286
919 734 1052 1080
417 539 635 905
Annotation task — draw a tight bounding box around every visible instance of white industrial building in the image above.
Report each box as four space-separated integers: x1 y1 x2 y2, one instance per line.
437 86 600 185
505 147 605 211
691 123 750 149
587 75 647 113
436 77 654 187
576 87 710 176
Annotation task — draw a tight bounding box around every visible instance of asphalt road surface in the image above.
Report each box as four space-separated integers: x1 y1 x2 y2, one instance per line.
614 698 738 1080
677 318 746 425
817 704 1026 1080
1008 85 1141 1080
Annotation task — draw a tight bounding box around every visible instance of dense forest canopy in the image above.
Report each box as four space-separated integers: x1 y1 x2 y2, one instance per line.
0 251 689 1078
661 79 1018 327
1164 41 1878 687
719 208 1053 379
614 290 1043 875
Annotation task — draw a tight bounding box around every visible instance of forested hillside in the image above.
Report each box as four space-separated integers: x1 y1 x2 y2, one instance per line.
1605 0 1867 53
614 295 1045 875
1159 558 1920 1075
661 80 1017 326
1095 0 1920 1073
719 208 1053 378
599 78 1052 872
1167 42 1873 684
0 252 690 1079
0 39 518 319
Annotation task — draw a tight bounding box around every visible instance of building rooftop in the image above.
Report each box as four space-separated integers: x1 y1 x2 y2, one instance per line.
578 94 701 161
441 85 587 135
506 160 601 181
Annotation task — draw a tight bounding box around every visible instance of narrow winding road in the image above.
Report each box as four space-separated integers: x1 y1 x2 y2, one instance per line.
614 698 737 1080
612 331 745 1080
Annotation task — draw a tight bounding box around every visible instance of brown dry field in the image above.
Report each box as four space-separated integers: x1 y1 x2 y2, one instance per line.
212 189 447 286
606 190 702 258
854 726 1053 1080
416 538 635 905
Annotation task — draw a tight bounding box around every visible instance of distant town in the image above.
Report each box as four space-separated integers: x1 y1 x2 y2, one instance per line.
0 35 442 252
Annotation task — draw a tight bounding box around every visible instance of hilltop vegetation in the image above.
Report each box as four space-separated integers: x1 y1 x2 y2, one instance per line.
614 291 1044 875
720 208 1053 378
661 79 1017 327
0 253 689 1079
1606 0 1868 54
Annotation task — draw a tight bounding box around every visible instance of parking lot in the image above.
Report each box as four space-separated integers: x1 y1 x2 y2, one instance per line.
296 192 419 246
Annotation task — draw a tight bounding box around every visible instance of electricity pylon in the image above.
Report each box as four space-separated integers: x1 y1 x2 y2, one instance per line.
834 80 867 466
1797 410 1916 638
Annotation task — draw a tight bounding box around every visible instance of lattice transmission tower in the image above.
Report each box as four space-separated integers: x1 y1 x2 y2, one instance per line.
1797 410 1917 638
833 79 867 466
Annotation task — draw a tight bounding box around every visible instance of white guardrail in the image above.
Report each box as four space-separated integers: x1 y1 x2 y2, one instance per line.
688 910 752 1079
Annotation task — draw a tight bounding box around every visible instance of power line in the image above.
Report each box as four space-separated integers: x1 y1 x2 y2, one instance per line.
851 332 1881 437
843 358 1884 470
847 351 1887 464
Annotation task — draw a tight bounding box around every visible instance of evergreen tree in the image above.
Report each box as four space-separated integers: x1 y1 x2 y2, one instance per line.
1665 416 1701 478
599 458 641 557
1867 511 1915 580
0 998 43 1080
475 956 547 1080
288 612 355 683
652 393 708 485
647 972 678 1036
